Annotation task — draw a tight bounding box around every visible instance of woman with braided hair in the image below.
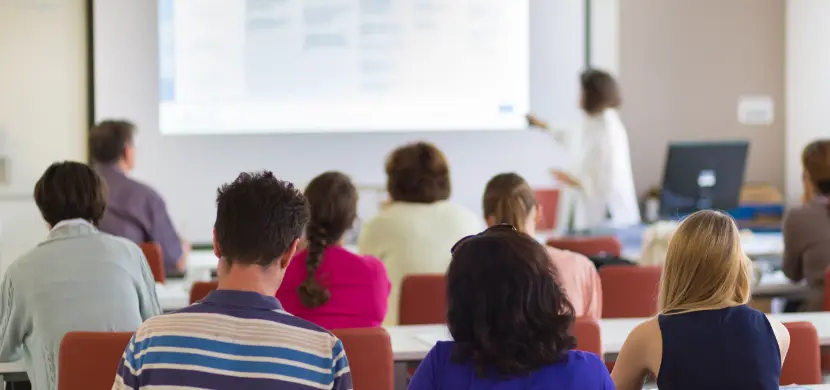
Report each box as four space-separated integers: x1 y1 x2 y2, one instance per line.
277 171 390 329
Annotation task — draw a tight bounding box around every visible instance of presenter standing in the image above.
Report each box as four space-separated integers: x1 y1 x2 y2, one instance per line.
528 69 640 232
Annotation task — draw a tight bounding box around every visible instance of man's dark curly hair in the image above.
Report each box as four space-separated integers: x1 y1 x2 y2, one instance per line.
447 226 576 377
214 171 309 267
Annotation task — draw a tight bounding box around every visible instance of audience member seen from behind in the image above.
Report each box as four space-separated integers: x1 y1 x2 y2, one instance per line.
113 171 352 390
782 139 830 311
358 141 481 324
612 210 790 390
0 162 160 390
277 171 391 329
482 173 602 320
90 120 189 274
408 225 612 390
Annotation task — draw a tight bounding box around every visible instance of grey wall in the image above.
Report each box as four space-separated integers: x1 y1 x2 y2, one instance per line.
619 0 786 195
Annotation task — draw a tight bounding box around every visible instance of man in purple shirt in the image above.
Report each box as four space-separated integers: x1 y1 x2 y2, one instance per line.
89 120 188 273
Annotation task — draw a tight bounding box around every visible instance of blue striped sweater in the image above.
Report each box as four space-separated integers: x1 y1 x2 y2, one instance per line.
112 290 352 390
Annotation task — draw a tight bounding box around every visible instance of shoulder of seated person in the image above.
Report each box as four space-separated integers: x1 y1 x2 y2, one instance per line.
629 317 661 342
785 201 826 220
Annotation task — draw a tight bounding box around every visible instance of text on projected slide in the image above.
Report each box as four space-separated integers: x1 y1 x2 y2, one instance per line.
158 0 529 134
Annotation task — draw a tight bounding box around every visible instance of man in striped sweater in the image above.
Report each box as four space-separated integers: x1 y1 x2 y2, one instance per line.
112 171 352 390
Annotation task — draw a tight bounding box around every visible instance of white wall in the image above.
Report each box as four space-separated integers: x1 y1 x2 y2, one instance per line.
590 0 619 74
93 0 588 243
786 0 830 204
0 1 88 269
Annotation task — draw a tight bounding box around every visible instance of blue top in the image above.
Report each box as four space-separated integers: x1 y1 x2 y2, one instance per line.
657 304 781 390
114 290 352 390
408 341 613 390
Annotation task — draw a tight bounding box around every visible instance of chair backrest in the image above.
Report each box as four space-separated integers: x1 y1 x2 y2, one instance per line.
547 236 622 257
139 242 165 284
332 328 393 390
599 265 662 318
572 317 602 358
58 331 133 390
399 274 446 325
189 281 219 304
781 321 821 386
534 189 560 230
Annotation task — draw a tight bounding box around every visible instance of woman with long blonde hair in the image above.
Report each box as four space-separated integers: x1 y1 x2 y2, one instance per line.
611 210 790 390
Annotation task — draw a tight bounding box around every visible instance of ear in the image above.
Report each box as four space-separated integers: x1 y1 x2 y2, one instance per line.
485 215 496 227
279 238 300 270
213 228 222 259
534 204 543 224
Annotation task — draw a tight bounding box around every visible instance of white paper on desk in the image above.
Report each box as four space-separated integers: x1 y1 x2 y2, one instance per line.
416 333 452 346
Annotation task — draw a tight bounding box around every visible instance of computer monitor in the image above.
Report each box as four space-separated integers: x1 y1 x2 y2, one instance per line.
659 141 750 218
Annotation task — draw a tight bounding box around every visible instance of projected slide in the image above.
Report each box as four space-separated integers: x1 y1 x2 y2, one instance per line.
158 0 529 134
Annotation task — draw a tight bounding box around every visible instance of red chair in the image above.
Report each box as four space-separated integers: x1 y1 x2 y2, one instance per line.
139 242 165 284
58 332 133 390
822 269 830 371
781 321 821 386
332 328 394 390
599 265 662 318
399 274 446 325
189 281 219 304
572 317 602 358
534 189 560 230
547 236 622 257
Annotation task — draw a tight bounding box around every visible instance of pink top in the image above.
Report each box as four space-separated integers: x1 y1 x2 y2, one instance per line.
546 247 603 321
277 246 391 330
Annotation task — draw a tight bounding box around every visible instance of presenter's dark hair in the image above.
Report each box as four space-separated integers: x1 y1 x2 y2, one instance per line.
214 171 309 267
447 226 576 377
34 161 108 226
298 171 358 308
89 120 135 164
581 69 621 115
482 173 536 233
385 141 451 203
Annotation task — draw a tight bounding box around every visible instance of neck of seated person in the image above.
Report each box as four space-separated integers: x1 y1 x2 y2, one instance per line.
217 261 288 297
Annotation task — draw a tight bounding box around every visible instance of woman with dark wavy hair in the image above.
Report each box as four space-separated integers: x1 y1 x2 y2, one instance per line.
408 226 612 389
277 171 390 329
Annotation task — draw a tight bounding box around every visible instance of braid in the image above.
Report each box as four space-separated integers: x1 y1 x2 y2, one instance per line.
298 224 332 308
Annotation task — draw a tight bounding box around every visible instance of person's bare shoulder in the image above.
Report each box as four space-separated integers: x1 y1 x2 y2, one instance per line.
765 316 791 362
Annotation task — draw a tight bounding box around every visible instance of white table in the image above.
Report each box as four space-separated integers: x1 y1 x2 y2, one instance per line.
3 312 830 385
621 231 784 260
384 312 830 362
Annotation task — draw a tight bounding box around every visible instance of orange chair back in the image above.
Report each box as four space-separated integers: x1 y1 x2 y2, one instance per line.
599 265 661 318
547 236 622 257
572 317 602 358
781 321 821 386
139 242 165 284
399 274 446 325
534 189 560 230
58 332 133 390
822 269 830 370
190 281 219 304
332 328 394 390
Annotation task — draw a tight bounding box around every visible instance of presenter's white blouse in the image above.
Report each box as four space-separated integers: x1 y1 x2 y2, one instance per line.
572 109 641 231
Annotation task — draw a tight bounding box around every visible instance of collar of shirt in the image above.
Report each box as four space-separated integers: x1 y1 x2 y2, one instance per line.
93 162 127 177
51 218 95 232
202 289 284 311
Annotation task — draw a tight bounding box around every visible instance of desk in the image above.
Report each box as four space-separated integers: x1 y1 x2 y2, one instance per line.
620 230 784 260
384 312 830 363
3 313 830 385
